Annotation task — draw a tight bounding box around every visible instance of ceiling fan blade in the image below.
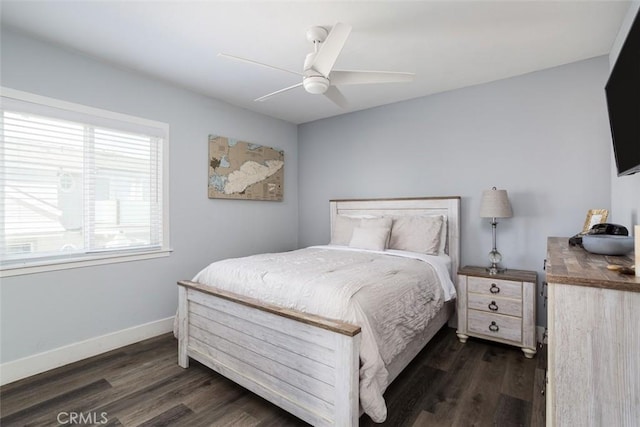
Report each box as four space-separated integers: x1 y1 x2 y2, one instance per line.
218 53 303 77
310 22 352 77
254 82 304 102
324 86 348 108
330 70 415 86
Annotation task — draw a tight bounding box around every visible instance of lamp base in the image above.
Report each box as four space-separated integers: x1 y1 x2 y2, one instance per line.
487 249 505 275
486 264 507 275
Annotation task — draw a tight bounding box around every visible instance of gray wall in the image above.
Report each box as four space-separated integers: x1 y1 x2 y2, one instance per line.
298 57 613 327
609 2 640 229
0 29 299 363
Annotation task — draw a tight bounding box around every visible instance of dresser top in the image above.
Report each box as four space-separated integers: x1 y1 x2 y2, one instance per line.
546 237 639 292
458 266 537 283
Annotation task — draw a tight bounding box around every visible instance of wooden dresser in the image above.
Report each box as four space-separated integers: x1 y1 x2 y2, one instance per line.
545 237 640 427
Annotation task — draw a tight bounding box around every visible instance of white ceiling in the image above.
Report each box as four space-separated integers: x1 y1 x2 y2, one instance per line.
1 1 631 124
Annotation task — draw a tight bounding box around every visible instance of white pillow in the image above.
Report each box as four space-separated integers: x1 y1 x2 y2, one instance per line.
361 216 392 229
330 215 361 245
437 215 448 254
330 215 393 246
389 215 444 255
349 226 391 251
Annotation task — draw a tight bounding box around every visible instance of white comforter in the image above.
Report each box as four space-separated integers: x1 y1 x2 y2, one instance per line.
191 245 455 422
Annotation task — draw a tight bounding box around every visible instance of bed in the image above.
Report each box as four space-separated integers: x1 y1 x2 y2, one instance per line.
176 197 461 426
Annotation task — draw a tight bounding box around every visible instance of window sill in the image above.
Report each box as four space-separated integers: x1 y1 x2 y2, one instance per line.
0 249 173 278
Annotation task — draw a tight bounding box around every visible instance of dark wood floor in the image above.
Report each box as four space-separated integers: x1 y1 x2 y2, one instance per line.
0 327 545 426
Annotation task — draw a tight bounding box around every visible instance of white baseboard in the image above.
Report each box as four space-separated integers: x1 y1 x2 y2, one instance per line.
0 316 174 386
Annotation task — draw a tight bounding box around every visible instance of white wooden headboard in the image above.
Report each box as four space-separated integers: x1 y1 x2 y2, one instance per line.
329 197 461 279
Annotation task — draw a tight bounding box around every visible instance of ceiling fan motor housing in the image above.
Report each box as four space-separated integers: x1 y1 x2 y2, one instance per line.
303 50 330 94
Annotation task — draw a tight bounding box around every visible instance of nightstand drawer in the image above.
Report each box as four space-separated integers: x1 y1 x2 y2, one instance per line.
468 276 522 299
468 310 522 343
467 293 522 317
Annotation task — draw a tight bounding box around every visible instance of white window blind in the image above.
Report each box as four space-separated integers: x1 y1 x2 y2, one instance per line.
0 88 169 272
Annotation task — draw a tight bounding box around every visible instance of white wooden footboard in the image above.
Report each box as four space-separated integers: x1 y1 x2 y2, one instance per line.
177 280 362 426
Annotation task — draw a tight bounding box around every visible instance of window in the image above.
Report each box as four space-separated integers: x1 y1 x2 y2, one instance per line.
0 88 170 276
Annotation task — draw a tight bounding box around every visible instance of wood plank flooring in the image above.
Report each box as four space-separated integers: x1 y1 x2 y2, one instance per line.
0 327 545 426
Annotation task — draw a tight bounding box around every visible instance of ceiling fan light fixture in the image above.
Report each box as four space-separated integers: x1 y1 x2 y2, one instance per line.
303 76 330 94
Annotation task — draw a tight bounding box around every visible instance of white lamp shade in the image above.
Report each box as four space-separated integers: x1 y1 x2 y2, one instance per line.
480 188 513 218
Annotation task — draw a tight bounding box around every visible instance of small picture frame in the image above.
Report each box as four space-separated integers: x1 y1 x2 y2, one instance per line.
582 209 609 234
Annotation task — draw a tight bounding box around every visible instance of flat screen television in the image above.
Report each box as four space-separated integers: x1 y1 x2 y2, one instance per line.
605 9 640 176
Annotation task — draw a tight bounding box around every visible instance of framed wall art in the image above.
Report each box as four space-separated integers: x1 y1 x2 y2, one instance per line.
208 135 284 201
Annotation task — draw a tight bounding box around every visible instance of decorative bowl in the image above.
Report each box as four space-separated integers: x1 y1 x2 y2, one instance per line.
582 235 634 256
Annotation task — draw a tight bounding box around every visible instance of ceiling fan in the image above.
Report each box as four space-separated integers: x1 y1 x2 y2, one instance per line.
218 22 415 108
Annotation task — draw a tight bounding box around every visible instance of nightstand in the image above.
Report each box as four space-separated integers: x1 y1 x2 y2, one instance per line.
456 266 537 358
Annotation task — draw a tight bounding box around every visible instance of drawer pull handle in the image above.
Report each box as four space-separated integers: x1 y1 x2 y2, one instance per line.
489 321 499 332
490 283 500 294
488 301 499 311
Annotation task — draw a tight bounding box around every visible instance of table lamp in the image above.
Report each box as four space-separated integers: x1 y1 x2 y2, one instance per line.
480 187 513 275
